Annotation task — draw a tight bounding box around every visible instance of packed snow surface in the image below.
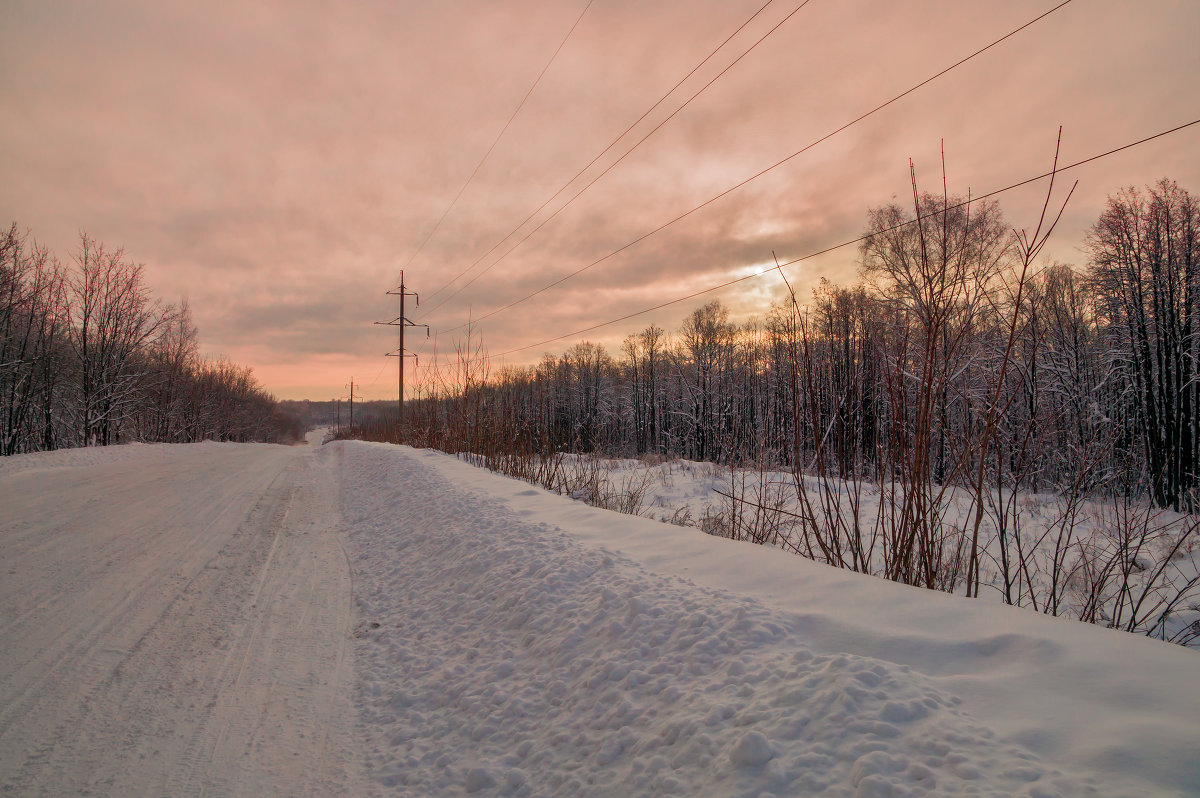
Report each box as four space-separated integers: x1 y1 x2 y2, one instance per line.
0 432 364 795
1 436 1197 796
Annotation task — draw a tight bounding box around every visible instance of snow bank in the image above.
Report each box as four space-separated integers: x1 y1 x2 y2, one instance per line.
326 441 1199 797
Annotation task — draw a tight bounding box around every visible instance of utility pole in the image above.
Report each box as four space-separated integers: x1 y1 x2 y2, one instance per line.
346 379 357 432
375 270 428 437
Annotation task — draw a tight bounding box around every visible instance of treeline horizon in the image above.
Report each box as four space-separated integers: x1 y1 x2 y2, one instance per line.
1 224 303 455
370 177 1198 519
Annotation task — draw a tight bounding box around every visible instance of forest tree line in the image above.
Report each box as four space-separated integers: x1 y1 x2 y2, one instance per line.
1 225 303 454
398 178 1199 517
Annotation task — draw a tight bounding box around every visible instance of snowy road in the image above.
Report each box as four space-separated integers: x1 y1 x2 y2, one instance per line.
1 438 1198 797
0 438 363 795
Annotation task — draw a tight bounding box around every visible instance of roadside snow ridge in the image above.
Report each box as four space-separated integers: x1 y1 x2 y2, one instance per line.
336 443 1102 797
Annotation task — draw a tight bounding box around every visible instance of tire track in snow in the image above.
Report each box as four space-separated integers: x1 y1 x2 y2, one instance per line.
0 442 363 796
0 449 278 773
162 464 305 797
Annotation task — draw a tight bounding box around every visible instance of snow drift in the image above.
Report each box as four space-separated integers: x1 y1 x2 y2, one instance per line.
329 440 1199 797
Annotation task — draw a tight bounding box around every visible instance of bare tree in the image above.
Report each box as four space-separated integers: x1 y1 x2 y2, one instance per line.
1087 179 1200 510
139 300 200 441
860 164 1013 589
677 300 735 461
0 225 65 454
65 233 173 446
622 324 666 455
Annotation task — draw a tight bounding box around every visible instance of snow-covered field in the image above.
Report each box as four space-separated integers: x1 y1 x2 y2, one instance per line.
499 453 1200 645
1 436 1197 796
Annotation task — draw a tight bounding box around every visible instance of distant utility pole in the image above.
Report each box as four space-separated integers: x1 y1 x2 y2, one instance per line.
375 270 429 434
346 380 357 431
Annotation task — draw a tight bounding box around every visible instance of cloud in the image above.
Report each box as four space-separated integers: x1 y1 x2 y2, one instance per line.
1 0 1197 399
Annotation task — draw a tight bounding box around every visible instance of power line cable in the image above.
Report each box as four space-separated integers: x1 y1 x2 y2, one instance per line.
420 0 780 312
431 0 1077 336
451 117 1200 366
400 0 595 283
421 0 812 319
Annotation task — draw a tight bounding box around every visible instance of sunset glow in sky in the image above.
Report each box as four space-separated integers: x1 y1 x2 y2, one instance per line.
2 0 1198 400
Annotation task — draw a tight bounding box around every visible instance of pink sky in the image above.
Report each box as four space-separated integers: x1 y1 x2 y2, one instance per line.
2 0 1198 400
